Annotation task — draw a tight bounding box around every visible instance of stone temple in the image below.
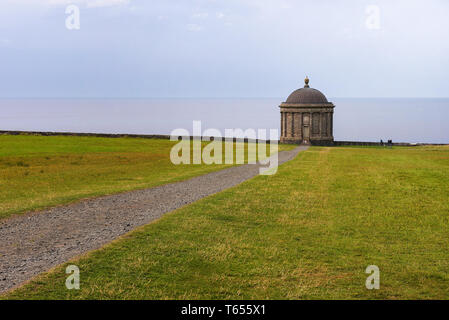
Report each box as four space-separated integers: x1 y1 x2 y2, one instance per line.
280 77 335 145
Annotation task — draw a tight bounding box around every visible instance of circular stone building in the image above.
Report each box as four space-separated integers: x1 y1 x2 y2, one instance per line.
280 77 335 145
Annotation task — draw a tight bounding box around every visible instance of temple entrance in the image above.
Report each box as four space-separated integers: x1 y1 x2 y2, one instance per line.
302 126 310 144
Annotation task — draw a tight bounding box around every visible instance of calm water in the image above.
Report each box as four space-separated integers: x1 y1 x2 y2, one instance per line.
0 98 448 143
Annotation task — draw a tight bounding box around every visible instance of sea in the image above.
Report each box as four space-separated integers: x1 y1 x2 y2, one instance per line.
0 98 448 144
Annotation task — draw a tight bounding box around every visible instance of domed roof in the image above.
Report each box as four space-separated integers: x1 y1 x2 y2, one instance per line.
285 77 329 104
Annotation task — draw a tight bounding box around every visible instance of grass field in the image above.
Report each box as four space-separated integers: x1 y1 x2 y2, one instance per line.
4 144 449 299
0 134 292 220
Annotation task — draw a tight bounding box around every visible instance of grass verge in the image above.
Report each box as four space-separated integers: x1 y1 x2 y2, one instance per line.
0 134 293 220
4 145 449 299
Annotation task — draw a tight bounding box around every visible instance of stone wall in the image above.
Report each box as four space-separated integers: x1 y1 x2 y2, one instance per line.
334 141 418 147
1 130 444 146
0 130 274 144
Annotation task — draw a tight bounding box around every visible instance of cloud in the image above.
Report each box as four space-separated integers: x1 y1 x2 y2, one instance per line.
191 12 209 19
3 0 131 8
186 23 202 32
85 0 130 8
0 38 11 47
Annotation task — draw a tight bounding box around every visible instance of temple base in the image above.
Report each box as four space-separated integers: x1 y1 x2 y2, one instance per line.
280 137 334 146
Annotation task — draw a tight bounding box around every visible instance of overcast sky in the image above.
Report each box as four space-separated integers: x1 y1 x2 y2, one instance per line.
0 0 448 98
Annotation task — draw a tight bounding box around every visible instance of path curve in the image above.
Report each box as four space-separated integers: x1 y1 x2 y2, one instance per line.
0 146 307 293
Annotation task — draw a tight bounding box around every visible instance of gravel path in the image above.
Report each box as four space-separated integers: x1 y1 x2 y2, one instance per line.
0 146 307 294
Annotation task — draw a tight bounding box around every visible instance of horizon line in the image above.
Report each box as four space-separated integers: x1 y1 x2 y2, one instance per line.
1 96 449 100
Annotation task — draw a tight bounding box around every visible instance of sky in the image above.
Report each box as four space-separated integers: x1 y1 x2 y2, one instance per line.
0 0 448 98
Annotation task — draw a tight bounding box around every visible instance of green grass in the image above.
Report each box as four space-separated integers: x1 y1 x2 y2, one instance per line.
4 145 449 299
0 134 293 220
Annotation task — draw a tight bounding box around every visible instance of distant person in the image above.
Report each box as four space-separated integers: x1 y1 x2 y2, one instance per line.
380 139 384 146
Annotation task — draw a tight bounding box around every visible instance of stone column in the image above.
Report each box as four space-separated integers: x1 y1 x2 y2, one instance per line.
289 113 294 137
285 112 288 137
318 111 325 138
321 112 328 137
281 112 285 137
294 112 301 138
291 112 295 138
308 112 312 142
280 112 284 138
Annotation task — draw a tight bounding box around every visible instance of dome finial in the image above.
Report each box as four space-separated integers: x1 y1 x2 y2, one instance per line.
304 76 310 88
